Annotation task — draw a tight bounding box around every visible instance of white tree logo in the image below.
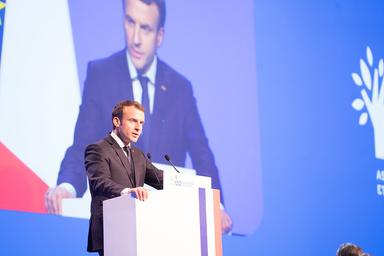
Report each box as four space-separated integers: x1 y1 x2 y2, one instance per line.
352 46 384 159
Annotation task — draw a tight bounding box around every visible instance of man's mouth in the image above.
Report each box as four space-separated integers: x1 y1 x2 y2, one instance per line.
130 47 143 59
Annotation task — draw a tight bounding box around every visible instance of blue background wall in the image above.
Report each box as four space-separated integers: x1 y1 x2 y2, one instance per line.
1 0 384 255
242 0 384 254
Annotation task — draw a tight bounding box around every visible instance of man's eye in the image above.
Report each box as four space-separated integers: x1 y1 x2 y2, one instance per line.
126 17 134 25
141 25 152 33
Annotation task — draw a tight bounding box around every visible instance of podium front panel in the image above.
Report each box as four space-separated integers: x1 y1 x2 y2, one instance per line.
103 188 222 256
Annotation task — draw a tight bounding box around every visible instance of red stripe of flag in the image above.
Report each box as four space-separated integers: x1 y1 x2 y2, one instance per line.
0 142 48 213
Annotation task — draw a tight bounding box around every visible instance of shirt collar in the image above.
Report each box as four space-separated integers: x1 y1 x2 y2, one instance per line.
110 131 130 148
126 50 157 85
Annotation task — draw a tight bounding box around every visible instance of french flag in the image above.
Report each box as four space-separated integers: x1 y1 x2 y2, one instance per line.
0 0 80 213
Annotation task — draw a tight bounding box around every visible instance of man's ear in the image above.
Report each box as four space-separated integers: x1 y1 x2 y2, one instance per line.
113 117 121 128
156 27 164 48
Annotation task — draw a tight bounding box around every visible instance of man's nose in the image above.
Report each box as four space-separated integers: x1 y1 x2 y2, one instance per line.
133 26 141 46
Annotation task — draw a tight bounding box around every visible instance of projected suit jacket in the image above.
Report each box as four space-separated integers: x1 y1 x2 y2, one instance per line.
57 49 222 198
85 135 163 252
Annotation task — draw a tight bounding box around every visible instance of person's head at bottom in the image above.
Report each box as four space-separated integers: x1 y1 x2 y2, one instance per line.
336 243 369 256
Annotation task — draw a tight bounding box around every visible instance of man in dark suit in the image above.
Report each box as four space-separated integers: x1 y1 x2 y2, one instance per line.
85 100 163 255
45 0 232 233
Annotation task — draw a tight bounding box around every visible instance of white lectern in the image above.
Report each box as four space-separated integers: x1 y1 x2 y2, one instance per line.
103 172 223 256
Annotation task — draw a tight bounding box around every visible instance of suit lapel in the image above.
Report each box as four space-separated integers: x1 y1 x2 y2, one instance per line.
149 60 169 152
153 59 169 119
114 49 134 101
105 135 135 186
131 147 144 187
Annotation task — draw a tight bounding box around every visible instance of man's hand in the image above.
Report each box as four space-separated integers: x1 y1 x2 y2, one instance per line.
221 209 233 234
129 187 149 201
45 186 74 214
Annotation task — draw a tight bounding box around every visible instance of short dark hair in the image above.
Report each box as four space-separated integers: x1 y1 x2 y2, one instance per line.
112 100 144 129
123 0 166 29
336 243 364 256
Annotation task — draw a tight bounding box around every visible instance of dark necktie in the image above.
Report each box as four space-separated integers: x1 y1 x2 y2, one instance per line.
138 75 151 153
123 146 136 186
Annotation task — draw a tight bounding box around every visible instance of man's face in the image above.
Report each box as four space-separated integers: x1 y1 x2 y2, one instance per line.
114 105 145 144
124 0 164 73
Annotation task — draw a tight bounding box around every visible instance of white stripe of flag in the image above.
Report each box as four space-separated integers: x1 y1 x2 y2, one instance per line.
0 0 81 186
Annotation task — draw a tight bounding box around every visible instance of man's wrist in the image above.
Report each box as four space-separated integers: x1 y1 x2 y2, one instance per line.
121 188 132 195
58 183 77 197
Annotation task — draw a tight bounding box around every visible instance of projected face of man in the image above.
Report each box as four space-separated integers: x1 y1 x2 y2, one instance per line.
124 0 164 74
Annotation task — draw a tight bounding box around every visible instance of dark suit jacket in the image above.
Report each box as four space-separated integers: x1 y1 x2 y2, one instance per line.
85 135 163 252
58 49 222 198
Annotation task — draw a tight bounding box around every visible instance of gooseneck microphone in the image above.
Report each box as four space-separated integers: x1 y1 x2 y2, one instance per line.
164 154 180 173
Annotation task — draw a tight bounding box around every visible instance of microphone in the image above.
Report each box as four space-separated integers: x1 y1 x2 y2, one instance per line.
164 154 180 173
146 152 162 188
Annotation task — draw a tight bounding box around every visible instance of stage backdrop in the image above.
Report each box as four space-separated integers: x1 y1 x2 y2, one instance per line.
1 0 384 255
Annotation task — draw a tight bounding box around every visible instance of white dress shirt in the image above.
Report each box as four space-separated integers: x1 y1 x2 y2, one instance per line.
126 51 157 114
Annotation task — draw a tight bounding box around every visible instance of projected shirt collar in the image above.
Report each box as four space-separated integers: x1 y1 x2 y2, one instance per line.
126 50 156 114
126 51 157 85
